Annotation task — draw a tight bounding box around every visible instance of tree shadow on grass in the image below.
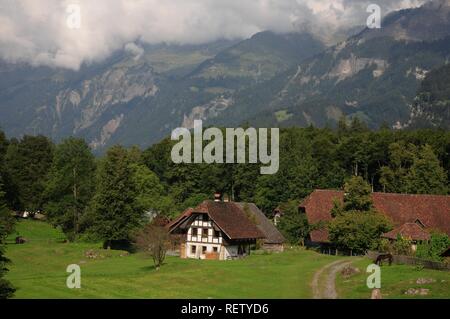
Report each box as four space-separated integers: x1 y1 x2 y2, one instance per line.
102 239 137 253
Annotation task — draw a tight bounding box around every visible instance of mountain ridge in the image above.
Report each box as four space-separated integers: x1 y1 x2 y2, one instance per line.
207 0 450 130
0 31 326 151
1 1 450 152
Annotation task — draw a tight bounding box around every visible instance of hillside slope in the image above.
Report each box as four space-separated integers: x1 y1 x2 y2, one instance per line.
407 63 450 129
211 0 450 129
0 33 324 151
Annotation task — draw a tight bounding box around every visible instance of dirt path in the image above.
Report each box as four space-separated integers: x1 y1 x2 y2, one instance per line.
311 259 352 299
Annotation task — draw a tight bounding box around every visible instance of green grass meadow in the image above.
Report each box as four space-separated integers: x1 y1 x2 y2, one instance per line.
337 258 450 299
5 220 341 299
4 220 450 299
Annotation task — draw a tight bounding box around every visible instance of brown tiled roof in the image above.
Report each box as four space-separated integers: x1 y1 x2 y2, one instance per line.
234 203 285 244
299 190 342 243
382 223 431 241
167 208 194 230
300 190 450 243
169 201 265 240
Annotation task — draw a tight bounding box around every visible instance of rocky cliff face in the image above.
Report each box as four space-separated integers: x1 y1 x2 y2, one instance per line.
52 62 159 149
406 63 450 129
0 32 324 151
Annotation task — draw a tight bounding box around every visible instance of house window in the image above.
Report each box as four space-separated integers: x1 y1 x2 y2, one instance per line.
191 246 197 254
202 246 207 254
192 228 199 236
202 228 209 238
214 230 220 238
213 247 218 253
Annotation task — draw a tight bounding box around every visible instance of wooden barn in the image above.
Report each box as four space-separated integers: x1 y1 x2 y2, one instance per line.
299 190 450 253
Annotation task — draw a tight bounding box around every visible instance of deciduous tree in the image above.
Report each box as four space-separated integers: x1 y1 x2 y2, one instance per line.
44 138 96 240
135 225 170 270
342 176 373 212
130 163 176 218
405 145 448 195
329 211 392 253
328 177 392 253
277 200 310 246
4 135 53 212
87 146 142 248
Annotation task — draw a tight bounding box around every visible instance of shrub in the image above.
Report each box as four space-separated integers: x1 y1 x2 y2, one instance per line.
277 200 310 246
328 211 392 253
392 235 413 256
416 232 450 261
376 238 391 253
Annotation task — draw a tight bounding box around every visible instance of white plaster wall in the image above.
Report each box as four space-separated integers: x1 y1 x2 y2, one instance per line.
186 243 222 259
186 214 224 259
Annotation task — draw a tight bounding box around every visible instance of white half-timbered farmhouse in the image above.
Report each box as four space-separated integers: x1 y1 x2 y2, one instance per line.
168 195 285 260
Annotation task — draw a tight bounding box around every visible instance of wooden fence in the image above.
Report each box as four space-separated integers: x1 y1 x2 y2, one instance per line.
366 251 450 271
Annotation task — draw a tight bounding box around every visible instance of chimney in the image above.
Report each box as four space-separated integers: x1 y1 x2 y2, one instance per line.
214 192 222 202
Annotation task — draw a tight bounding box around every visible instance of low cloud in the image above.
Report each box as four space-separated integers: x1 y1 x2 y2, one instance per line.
124 42 144 60
0 0 425 70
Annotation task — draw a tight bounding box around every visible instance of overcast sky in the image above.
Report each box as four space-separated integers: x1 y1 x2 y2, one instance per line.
0 0 426 70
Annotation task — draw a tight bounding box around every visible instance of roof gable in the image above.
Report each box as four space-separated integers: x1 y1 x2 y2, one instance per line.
382 222 431 241
372 193 450 234
169 201 265 240
167 208 194 230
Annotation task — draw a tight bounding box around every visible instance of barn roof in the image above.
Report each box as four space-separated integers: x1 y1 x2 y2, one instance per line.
234 203 285 244
300 190 450 243
299 190 341 243
382 223 431 241
169 201 266 240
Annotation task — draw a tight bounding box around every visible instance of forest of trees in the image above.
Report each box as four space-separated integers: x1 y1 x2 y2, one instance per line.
0 117 450 296
0 118 448 238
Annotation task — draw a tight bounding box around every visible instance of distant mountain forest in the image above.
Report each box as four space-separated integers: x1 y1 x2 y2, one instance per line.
0 119 449 241
409 63 450 128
